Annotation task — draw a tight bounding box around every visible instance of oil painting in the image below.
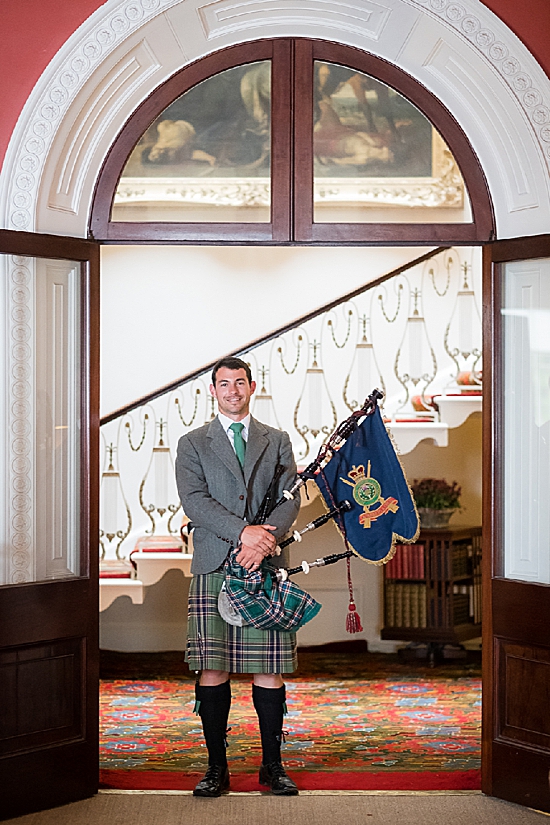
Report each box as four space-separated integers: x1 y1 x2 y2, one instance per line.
114 60 463 220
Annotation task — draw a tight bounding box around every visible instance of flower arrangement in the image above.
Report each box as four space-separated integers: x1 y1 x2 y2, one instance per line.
411 478 461 510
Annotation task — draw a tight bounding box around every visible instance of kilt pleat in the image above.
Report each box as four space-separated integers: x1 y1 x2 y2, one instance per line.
186 571 298 673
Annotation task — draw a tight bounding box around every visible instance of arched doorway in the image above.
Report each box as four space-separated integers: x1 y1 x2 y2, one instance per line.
87 37 488 804
1 0 550 816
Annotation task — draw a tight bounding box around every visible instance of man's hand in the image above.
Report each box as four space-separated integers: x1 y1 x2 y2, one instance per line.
236 524 277 571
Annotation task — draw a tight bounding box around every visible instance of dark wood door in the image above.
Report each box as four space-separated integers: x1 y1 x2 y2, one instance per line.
483 234 550 813
0 230 100 819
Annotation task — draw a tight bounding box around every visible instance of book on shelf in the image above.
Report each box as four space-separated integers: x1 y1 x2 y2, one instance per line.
403 584 411 627
384 544 425 580
383 528 482 635
99 559 133 579
453 593 470 625
384 582 427 628
419 585 427 628
452 542 472 578
134 535 186 553
410 584 420 628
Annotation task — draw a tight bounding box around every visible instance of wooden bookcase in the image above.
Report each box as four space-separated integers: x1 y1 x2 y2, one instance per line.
381 526 482 645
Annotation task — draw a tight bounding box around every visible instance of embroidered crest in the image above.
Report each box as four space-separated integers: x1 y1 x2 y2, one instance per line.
341 461 399 528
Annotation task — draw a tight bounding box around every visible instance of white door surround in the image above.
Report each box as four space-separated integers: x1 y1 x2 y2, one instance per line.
1 0 549 240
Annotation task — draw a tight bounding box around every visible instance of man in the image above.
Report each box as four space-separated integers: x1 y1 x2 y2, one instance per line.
176 356 301 797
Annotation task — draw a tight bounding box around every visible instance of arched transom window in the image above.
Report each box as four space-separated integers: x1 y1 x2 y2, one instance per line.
91 40 493 244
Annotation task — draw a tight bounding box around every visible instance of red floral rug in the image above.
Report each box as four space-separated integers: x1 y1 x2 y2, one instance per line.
100 669 481 791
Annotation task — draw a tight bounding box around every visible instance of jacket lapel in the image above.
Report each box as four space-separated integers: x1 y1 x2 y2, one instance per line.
207 417 244 482
244 416 269 485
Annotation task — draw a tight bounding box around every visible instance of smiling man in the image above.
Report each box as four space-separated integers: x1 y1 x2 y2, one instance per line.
175 356 301 797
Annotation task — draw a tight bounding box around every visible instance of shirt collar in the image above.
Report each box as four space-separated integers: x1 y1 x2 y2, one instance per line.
218 412 251 438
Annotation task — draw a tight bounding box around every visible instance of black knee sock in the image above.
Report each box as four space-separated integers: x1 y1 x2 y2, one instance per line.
195 681 231 767
252 684 286 766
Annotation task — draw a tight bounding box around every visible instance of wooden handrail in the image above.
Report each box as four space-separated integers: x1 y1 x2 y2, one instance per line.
100 246 446 425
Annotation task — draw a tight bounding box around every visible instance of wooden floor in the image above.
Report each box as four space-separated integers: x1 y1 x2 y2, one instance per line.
4 791 548 825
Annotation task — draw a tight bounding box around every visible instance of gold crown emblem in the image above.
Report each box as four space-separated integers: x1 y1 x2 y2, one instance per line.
348 464 367 482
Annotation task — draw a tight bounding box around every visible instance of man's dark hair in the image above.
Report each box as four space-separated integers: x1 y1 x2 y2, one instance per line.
211 357 253 386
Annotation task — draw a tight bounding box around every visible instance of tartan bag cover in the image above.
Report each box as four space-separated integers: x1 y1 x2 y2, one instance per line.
224 549 321 631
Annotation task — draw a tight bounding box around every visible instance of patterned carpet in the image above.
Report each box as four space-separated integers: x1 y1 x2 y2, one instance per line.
99 649 481 790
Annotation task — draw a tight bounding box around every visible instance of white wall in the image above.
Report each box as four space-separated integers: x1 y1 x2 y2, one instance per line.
100 245 434 416
400 413 482 529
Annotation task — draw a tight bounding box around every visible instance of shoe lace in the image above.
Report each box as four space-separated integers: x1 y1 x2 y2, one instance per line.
204 764 226 780
267 761 288 779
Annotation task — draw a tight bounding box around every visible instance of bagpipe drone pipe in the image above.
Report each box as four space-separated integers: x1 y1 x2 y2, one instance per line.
219 389 420 633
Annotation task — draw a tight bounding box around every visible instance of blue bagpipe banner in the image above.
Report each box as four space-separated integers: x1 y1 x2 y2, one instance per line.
315 406 419 563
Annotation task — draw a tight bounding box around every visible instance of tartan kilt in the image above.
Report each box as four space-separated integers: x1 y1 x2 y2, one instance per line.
186 571 298 674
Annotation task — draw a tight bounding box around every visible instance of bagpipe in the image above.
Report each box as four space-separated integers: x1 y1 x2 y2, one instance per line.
219 389 420 634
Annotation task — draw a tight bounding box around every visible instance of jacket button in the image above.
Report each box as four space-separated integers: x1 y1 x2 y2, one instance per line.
239 495 244 500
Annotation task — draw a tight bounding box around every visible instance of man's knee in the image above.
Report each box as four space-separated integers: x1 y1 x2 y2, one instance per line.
253 673 284 688
200 669 230 686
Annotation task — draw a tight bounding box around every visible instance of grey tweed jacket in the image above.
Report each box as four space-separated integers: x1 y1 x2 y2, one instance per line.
175 416 300 575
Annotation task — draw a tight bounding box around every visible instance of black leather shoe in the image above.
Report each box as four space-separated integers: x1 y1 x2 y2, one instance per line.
259 761 298 795
193 764 230 797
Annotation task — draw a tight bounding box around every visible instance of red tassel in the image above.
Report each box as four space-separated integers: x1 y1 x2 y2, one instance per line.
345 555 363 633
346 600 363 634
318 466 364 635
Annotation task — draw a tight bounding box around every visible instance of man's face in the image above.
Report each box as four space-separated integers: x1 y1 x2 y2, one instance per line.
210 367 256 421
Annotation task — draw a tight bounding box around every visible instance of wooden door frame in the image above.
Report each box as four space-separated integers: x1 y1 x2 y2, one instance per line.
0 229 100 819
0 230 100 582
481 233 550 800
6 222 540 806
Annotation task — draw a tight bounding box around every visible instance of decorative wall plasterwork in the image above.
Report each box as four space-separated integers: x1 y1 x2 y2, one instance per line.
407 0 550 164
0 0 549 237
1 0 183 234
198 0 394 40
6 256 35 584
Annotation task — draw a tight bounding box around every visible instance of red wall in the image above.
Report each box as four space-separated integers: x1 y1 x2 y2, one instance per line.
0 0 106 168
482 1 550 77
0 1 549 172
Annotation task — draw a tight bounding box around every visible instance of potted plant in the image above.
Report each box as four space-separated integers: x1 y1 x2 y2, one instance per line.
411 478 461 528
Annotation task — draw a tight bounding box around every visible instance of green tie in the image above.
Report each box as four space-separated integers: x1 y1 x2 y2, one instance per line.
229 422 246 469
